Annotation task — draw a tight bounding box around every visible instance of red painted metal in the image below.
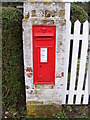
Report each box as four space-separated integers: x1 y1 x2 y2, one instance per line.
33 25 56 84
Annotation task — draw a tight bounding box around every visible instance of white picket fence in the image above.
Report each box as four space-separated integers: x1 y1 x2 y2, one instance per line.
63 20 89 105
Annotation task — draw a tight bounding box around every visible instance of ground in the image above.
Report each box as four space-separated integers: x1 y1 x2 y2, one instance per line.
2 104 90 119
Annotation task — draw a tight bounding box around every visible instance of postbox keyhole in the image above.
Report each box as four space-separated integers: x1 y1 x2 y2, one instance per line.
40 65 42 68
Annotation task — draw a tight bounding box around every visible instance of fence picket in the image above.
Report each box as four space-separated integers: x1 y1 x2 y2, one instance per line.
68 20 81 104
76 21 88 104
83 72 88 104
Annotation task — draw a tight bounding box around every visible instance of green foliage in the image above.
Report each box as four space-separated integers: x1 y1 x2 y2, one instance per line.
71 4 90 23
2 7 25 111
66 106 72 112
9 107 17 116
52 110 68 118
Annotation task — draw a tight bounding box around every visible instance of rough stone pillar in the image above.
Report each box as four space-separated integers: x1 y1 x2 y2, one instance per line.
23 0 66 116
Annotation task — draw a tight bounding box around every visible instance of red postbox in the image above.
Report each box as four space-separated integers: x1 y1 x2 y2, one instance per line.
33 26 56 84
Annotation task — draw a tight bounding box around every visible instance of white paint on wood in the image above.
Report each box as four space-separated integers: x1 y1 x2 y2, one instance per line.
89 35 90 40
62 20 71 104
70 34 83 40
66 90 86 95
63 20 89 105
76 21 88 104
83 72 88 104
65 3 70 21
68 20 81 104
88 52 90 95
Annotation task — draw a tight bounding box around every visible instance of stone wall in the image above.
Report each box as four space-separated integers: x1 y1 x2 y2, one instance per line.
23 1 66 116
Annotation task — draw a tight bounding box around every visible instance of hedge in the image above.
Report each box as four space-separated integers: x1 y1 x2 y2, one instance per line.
2 7 25 112
71 4 90 23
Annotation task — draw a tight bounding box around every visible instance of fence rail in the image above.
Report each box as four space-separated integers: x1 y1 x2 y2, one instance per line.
63 20 89 105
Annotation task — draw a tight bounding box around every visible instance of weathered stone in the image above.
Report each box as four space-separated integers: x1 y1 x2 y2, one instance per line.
31 10 36 17
23 1 66 116
52 10 56 17
25 85 30 89
42 20 54 25
44 2 51 6
25 12 30 19
58 10 65 18
45 10 51 17
38 10 44 17
27 101 61 117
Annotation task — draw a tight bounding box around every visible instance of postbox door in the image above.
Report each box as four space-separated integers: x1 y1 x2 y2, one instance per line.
33 26 56 84
37 47 53 82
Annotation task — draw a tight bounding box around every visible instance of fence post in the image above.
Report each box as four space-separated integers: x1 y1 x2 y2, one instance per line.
62 20 71 104
65 3 70 21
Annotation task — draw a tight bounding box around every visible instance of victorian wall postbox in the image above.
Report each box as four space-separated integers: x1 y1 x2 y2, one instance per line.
33 26 56 84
